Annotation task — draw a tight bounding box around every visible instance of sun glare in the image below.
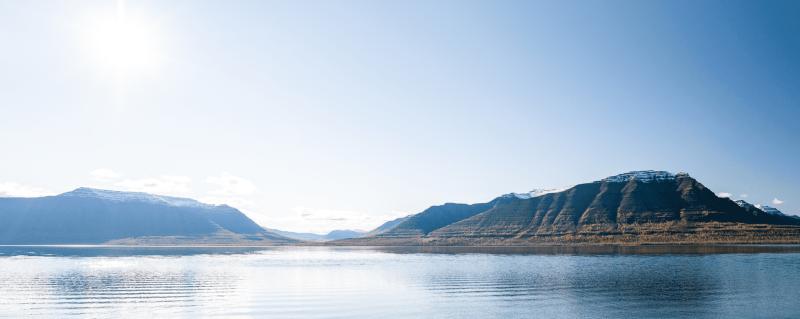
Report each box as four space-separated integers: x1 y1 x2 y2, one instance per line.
81 1 162 77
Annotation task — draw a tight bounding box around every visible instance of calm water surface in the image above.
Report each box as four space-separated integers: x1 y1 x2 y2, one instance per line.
1 245 799 318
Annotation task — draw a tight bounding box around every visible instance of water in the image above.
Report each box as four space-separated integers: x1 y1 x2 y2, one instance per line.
1 245 799 318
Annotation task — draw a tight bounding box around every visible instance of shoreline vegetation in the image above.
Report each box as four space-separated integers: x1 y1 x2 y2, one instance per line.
332 222 800 246
6 222 800 248
5 242 800 258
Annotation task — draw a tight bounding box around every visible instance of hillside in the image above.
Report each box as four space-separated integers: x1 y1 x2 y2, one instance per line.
363 215 411 236
376 202 496 237
0 188 294 245
338 171 800 245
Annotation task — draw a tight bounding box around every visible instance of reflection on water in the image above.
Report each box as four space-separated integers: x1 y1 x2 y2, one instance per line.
369 244 800 255
1 246 799 318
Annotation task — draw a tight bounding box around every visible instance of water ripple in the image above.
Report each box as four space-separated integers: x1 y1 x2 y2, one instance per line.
0 246 799 318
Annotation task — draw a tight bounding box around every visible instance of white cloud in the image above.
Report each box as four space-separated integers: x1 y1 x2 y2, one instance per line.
193 173 259 210
0 182 54 197
740 194 749 198
115 175 192 196
294 206 355 222
90 168 121 181
206 173 256 196
772 198 784 205
717 192 732 198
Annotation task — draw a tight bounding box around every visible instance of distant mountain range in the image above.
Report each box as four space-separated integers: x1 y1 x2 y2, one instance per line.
266 216 415 241
2 171 798 246
0 187 294 245
339 171 800 245
265 228 366 241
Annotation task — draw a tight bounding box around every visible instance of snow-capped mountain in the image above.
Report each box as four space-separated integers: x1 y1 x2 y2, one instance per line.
757 205 785 216
600 170 683 183
364 170 800 244
0 187 292 244
503 171 682 200
734 199 757 210
734 199 787 216
60 187 213 208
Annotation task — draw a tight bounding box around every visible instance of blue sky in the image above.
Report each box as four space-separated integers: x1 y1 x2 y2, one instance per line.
1 0 798 232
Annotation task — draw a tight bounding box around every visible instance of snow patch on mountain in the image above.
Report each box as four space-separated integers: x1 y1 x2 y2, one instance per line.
504 187 572 199
757 205 785 216
734 199 755 209
601 170 681 183
736 200 786 216
59 187 214 208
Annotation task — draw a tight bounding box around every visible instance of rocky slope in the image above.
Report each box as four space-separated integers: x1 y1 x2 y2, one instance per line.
0 188 294 245
339 171 800 245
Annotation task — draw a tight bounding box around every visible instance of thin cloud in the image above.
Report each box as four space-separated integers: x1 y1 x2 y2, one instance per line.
717 192 732 198
206 173 256 196
772 198 784 205
0 182 53 197
90 168 121 181
115 175 192 196
276 206 409 234
740 194 749 198
199 173 259 210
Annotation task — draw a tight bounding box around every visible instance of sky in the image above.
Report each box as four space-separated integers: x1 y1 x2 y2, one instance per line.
0 0 798 233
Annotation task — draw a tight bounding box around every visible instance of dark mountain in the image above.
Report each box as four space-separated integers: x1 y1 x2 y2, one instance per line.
364 215 410 236
340 171 800 245
375 202 496 237
759 205 786 216
0 187 294 245
266 228 366 241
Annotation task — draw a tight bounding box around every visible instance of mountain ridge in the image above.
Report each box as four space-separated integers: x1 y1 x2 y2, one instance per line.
339 171 800 245
0 187 294 245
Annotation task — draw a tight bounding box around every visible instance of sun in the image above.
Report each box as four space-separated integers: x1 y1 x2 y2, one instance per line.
81 1 162 77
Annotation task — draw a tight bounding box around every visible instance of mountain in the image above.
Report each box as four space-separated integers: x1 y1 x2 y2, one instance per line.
0 187 294 245
376 202 496 237
324 230 366 240
265 228 366 241
735 200 787 216
339 171 800 245
364 215 411 236
759 205 785 216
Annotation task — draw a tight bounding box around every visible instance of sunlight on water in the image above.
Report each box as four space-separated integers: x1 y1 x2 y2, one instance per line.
1 246 799 318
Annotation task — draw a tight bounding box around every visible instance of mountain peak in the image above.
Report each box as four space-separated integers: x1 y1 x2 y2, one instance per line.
59 187 212 208
600 170 683 183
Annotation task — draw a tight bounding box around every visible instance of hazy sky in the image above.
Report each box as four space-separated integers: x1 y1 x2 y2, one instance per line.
1 0 798 233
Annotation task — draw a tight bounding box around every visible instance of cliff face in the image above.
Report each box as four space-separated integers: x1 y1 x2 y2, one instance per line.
432 173 798 239
347 171 800 245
